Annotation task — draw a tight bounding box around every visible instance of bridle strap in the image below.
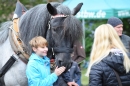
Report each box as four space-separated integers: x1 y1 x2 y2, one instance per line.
53 47 73 53
47 14 73 55
51 14 69 19
48 14 69 29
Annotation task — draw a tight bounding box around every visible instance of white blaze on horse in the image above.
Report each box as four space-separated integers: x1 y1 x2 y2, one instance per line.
0 1 83 86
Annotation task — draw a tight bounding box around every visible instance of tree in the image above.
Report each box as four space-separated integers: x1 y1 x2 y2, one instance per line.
0 0 64 23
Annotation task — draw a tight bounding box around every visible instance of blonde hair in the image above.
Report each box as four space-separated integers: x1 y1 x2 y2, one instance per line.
29 36 48 48
86 24 130 76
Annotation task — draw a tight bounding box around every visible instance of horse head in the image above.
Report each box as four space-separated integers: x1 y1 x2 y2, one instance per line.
46 3 83 71
19 2 83 71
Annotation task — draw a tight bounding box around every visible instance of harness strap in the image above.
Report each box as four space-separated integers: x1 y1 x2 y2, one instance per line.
9 18 29 64
13 18 19 34
9 29 28 64
54 47 73 53
0 76 5 86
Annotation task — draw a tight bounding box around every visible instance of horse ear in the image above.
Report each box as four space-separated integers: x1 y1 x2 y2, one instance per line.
72 3 83 15
47 3 57 15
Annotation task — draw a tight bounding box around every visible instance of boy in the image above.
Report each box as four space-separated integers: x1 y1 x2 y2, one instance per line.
26 36 65 86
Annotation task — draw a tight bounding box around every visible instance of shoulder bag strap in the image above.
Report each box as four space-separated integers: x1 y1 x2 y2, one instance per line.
112 69 122 86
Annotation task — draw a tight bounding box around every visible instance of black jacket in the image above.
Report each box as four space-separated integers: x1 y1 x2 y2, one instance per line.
89 49 130 86
63 61 81 83
53 61 81 86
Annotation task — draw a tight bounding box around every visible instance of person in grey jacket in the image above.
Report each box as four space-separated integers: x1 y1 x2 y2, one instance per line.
107 17 130 53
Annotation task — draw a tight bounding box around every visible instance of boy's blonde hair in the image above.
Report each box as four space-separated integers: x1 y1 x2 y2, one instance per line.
29 36 48 48
86 24 130 76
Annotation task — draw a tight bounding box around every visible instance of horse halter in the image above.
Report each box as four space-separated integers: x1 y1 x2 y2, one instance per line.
48 14 69 30
47 14 73 56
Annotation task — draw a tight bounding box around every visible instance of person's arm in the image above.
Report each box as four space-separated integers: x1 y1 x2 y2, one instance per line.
74 62 81 82
89 63 103 86
26 65 58 86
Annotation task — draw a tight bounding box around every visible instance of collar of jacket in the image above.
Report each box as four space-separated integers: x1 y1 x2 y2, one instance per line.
29 53 50 65
102 49 126 74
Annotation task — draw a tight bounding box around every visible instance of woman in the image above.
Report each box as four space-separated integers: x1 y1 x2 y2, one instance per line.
86 24 130 86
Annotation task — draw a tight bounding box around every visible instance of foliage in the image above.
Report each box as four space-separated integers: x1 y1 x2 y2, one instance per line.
81 68 88 86
0 0 50 23
122 18 130 36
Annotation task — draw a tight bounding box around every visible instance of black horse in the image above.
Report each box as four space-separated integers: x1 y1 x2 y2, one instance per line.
19 2 83 72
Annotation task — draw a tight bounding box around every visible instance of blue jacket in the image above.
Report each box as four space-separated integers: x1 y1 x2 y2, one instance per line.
26 53 58 86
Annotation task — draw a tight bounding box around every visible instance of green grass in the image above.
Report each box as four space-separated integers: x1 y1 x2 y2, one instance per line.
81 68 89 86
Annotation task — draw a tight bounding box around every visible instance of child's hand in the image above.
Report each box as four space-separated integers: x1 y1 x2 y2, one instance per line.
67 82 78 86
54 66 66 76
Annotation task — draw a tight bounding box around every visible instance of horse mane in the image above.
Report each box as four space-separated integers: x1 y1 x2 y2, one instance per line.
0 21 12 45
56 4 83 42
63 15 83 42
19 2 60 54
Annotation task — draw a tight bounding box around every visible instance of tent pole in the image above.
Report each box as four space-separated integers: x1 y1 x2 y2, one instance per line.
82 19 85 48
